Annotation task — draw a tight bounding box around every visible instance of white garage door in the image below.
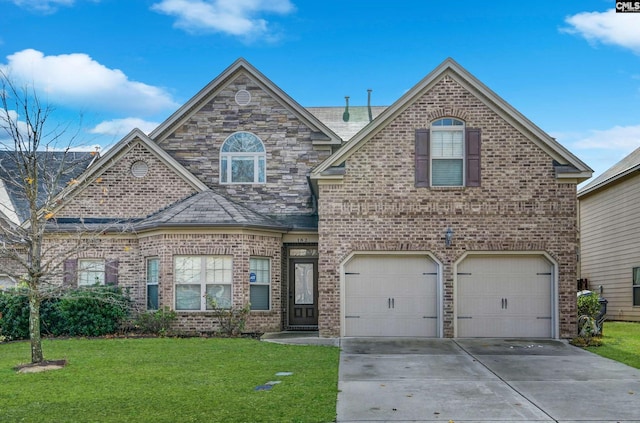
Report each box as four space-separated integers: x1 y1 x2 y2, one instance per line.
457 255 553 338
344 255 439 337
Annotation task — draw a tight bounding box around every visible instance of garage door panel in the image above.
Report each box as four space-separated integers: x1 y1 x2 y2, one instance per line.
345 255 439 337
457 255 553 338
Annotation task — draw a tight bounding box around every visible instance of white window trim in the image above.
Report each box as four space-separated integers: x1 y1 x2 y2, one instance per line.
249 257 271 311
174 256 233 311
430 118 465 187
78 259 106 286
220 132 266 185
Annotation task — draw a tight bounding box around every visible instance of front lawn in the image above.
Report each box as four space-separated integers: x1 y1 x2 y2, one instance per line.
0 337 340 423
587 321 640 369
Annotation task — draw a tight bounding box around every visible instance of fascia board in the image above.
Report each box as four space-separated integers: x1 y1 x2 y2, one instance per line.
578 164 640 198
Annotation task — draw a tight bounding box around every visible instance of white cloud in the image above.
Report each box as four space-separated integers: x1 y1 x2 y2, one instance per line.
563 9 640 54
566 125 640 150
90 118 159 137
151 0 294 39
1 49 177 115
9 0 75 13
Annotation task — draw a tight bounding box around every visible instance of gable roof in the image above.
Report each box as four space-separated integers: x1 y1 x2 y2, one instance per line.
0 151 96 225
578 145 640 197
134 190 288 232
311 58 592 183
48 128 208 217
150 58 342 145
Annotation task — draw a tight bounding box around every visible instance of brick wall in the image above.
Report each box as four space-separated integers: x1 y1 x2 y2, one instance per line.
317 75 578 338
56 142 196 219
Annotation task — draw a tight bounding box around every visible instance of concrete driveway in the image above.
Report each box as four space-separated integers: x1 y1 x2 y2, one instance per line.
337 338 640 422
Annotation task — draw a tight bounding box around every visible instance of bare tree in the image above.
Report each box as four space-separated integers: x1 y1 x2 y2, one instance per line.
0 72 101 363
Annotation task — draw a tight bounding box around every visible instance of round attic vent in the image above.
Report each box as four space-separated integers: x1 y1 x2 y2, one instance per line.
131 160 149 178
235 89 251 106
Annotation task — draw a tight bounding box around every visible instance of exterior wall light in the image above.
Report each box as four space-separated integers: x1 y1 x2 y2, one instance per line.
445 227 453 247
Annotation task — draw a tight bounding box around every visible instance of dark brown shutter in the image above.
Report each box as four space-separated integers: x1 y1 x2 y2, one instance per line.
105 260 119 286
63 259 77 287
415 129 430 187
465 128 481 187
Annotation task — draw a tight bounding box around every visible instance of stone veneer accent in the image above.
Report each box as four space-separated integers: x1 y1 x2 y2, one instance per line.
317 76 578 338
157 73 333 217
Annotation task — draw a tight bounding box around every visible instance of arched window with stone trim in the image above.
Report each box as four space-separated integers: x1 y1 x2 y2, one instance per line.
220 131 266 184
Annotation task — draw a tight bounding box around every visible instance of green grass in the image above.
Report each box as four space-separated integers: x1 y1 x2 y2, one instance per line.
587 321 640 369
0 337 340 423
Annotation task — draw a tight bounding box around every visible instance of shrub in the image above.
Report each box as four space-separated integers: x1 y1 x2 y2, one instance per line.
0 286 132 340
578 293 601 320
134 307 177 336
206 296 250 336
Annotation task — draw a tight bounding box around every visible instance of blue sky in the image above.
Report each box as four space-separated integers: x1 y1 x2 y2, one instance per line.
1 0 639 182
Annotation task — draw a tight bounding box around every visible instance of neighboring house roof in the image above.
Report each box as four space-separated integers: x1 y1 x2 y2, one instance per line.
150 58 343 145
578 145 640 197
307 106 387 141
311 58 593 183
0 151 96 225
134 190 288 232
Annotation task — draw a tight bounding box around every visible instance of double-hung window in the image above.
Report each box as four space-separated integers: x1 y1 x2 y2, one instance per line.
633 267 640 306
220 132 266 184
174 256 232 311
146 258 159 310
415 119 481 187
249 258 270 311
431 118 464 186
78 259 105 286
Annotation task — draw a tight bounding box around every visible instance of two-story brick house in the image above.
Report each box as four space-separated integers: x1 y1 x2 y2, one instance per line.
1 58 591 338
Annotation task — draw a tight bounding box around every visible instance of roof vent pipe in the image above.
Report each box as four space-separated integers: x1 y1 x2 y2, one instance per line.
342 96 350 122
367 89 373 122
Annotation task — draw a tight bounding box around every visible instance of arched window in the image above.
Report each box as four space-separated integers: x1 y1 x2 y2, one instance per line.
430 118 465 186
220 132 266 184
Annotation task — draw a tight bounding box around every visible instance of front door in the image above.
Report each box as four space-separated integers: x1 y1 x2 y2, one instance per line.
289 258 318 326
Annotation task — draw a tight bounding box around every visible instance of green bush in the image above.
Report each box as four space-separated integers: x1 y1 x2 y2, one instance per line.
134 306 177 336
0 286 132 340
578 293 601 319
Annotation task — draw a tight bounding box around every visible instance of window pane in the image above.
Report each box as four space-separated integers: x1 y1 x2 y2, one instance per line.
231 157 255 182
432 131 463 158
250 285 269 310
221 158 228 183
78 260 105 286
633 267 640 284
147 258 159 284
295 263 314 305
176 284 201 310
634 287 640 307
206 284 232 309
432 159 463 186
258 157 265 183
175 257 200 284
147 284 159 310
222 132 264 153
